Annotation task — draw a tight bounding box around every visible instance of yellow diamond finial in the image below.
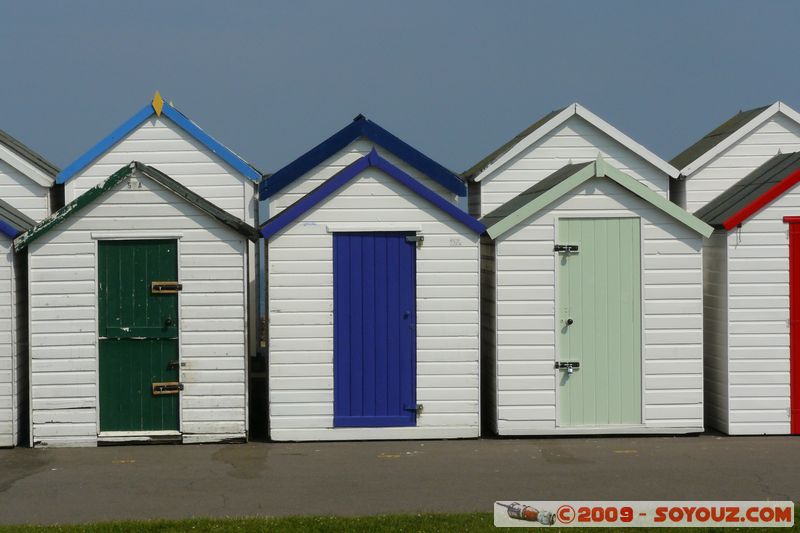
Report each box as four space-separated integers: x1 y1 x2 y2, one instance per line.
152 91 164 116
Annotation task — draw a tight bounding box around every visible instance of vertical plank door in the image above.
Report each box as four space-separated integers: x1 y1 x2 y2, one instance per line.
98 240 180 433
557 218 642 426
333 232 417 427
788 221 800 434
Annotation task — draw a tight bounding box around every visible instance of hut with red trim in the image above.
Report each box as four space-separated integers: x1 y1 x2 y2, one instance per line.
696 152 800 435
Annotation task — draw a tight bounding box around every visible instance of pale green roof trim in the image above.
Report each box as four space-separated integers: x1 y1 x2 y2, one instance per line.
483 159 713 239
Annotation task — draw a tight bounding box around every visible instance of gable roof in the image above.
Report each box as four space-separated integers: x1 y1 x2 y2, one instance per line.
260 148 484 239
463 103 679 183
16 161 259 251
0 128 58 187
481 159 712 240
56 94 262 185
695 151 800 230
0 198 36 239
259 114 466 200
671 101 800 176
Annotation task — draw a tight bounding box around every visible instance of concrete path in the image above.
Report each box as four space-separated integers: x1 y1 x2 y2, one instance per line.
0 434 797 525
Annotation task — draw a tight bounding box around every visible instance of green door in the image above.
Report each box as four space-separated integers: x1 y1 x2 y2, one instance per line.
98 240 180 432
557 218 642 426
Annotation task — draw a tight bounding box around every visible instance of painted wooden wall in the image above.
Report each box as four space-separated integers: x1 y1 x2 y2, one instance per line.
682 113 800 213
489 178 704 435
475 116 672 218
702 230 729 433
267 153 480 441
28 173 249 447
0 160 50 222
713 186 800 434
0 239 14 446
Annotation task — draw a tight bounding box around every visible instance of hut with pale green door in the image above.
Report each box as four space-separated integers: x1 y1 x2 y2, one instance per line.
480 159 713 435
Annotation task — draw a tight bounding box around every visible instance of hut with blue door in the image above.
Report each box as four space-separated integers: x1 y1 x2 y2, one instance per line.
16 162 258 447
0 129 58 447
260 116 485 440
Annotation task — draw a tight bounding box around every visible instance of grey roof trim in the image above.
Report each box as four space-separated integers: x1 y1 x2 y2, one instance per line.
0 128 59 177
0 197 35 233
461 107 566 181
670 105 771 171
695 151 800 227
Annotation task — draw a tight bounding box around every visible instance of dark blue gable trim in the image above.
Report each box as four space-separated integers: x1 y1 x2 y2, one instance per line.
260 149 485 239
259 116 466 200
0 219 21 239
56 101 261 184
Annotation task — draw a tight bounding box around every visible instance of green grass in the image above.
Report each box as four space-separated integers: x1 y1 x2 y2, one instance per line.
0 512 796 532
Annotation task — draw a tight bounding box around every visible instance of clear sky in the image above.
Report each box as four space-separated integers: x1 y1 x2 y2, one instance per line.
2 1 799 174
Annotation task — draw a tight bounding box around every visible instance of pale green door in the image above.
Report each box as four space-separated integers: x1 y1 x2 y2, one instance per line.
557 218 642 426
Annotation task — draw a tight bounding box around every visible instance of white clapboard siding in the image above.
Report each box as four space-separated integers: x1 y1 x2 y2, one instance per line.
0 239 13 447
477 116 671 217
268 162 480 441
684 113 800 213
720 182 800 435
267 138 458 217
29 174 248 447
702 230 729 433
492 178 704 435
0 159 50 222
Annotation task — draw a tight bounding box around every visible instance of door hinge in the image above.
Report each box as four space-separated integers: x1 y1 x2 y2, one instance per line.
553 244 579 253
404 403 423 416
405 234 424 247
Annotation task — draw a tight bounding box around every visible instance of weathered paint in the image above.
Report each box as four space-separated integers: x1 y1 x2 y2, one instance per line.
25 170 251 447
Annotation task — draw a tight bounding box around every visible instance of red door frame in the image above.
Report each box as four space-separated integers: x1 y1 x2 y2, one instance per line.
784 217 800 434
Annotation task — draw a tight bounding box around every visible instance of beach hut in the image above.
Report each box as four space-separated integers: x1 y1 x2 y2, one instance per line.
260 116 484 441
16 162 258 447
479 159 712 435
464 102 681 218
695 152 800 435
55 93 262 359
0 129 57 447
671 101 800 213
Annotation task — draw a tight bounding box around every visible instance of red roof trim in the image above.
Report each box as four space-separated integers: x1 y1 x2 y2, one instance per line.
722 168 800 230
784 216 800 224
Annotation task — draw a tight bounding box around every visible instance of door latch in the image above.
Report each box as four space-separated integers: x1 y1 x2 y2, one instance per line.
555 361 581 374
553 244 579 253
151 281 183 294
404 404 423 416
152 382 184 395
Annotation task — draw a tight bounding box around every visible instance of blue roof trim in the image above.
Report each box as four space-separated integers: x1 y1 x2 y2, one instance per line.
260 116 466 200
57 101 261 184
0 219 22 239
260 149 484 239
56 104 153 184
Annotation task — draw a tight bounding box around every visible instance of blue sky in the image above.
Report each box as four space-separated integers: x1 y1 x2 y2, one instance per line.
2 1 798 174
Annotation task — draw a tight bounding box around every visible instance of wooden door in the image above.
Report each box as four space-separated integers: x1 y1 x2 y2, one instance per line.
98 240 180 432
333 232 417 427
557 218 642 426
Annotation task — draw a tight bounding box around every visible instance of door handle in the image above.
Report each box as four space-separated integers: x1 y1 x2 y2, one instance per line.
165 317 174 327
566 318 574 326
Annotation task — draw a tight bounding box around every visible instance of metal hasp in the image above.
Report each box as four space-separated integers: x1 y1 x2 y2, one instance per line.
404 404 424 416
151 281 183 294
405 234 424 247
554 244 579 253
152 382 184 395
555 361 580 374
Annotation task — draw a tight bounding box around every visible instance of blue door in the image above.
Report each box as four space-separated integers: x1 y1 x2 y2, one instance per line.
333 232 416 427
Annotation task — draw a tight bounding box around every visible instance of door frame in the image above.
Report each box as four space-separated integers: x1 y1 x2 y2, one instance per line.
552 215 645 428
92 234 184 439
784 217 800 434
